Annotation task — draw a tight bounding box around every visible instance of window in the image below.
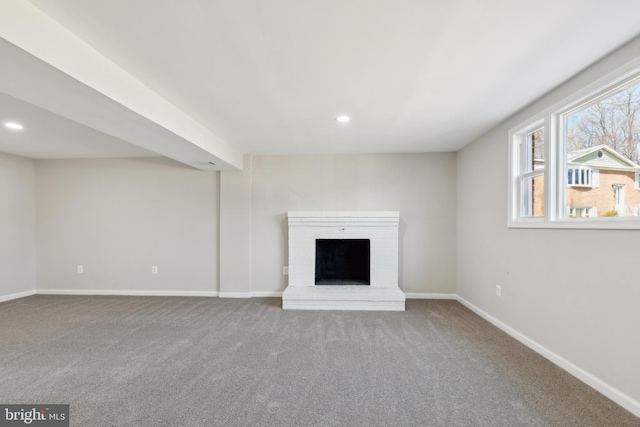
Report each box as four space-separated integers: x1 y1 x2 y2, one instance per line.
511 124 545 220
509 62 640 229
567 168 598 187
568 207 596 218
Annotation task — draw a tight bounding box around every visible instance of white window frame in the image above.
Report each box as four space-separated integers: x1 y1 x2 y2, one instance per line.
508 58 640 230
508 120 547 225
568 206 596 218
567 167 596 188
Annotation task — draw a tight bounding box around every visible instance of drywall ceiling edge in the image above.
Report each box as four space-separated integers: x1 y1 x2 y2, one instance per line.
0 0 242 170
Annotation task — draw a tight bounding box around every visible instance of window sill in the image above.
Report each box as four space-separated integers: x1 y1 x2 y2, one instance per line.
508 217 640 230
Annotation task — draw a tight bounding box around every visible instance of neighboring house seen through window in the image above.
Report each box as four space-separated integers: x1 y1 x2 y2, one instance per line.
508 63 640 229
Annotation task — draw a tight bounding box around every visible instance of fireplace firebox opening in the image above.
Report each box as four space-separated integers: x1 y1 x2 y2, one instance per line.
315 239 370 285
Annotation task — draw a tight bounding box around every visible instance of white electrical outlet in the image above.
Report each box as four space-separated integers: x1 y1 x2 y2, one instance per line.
77 265 83 274
152 266 158 274
496 285 501 297
283 266 289 275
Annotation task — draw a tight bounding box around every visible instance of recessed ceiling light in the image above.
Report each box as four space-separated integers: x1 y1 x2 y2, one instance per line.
336 115 351 123
4 122 24 130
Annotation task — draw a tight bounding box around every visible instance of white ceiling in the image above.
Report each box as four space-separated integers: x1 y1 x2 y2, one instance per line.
3 0 640 166
0 92 157 159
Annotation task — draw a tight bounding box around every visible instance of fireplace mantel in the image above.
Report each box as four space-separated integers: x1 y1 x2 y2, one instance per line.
282 211 405 311
288 211 400 227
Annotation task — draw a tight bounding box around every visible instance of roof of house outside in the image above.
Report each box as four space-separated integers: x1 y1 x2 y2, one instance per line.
568 145 640 171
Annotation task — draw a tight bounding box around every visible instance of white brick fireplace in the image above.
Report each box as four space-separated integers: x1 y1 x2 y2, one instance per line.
282 211 405 311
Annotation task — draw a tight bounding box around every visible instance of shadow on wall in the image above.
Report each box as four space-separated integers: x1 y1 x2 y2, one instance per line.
216 174 221 292
280 214 288 289
399 217 406 290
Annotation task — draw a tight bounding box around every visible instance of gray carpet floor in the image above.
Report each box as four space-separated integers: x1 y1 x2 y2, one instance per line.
0 295 638 427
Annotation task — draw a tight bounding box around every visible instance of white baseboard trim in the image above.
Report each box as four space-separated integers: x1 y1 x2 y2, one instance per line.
218 292 252 298
456 296 640 418
3 289 279 300
252 292 283 297
36 289 219 297
405 293 457 300
0 289 37 303
218 292 282 298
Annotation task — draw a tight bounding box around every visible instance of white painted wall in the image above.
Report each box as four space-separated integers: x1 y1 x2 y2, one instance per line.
219 155 252 296
219 153 457 295
0 152 36 300
35 157 218 294
457 37 640 410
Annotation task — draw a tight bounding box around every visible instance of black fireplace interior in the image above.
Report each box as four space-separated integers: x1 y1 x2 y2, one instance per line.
315 239 370 285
